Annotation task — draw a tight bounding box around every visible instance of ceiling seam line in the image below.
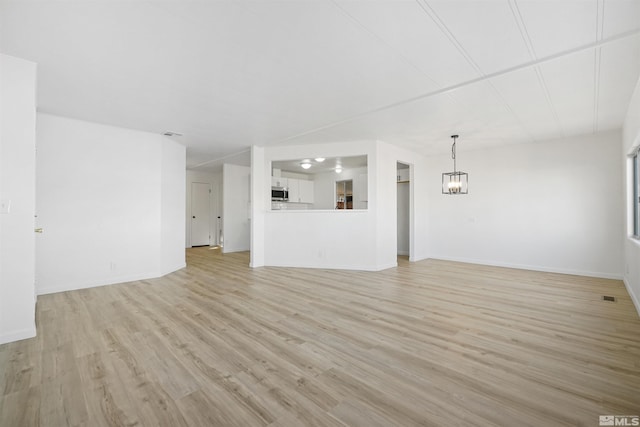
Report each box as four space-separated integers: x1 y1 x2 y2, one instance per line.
508 0 537 59
190 148 251 169
597 0 605 42
594 48 601 133
329 0 442 89
508 0 563 138
534 66 565 138
274 28 640 145
594 0 605 133
329 0 472 114
484 80 535 142
491 0 540 142
414 0 484 77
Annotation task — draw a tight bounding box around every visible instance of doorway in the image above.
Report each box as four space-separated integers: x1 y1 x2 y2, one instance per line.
397 162 411 256
191 182 211 247
335 179 353 210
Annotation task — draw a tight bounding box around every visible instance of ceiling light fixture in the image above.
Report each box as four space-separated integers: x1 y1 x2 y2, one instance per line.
335 166 342 173
300 161 312 170
315 157 325 162
442 134 468 195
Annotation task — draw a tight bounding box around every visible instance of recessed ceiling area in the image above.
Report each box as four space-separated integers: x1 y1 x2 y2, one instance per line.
273 155 368 176
1 0 639 172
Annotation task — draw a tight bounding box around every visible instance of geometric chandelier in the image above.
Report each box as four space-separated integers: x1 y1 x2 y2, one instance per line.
442 134 468 194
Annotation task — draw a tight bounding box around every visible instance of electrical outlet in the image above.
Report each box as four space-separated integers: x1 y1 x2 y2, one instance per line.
0 199 11 214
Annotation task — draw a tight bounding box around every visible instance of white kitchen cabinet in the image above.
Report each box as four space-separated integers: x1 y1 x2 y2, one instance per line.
285 178 314 203
298 179 314 203
271 176 288 188
288 179 300 202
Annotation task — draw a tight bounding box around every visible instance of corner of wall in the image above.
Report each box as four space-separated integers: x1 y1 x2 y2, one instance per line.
0 54 37 345
623 277 640 318
622 75 640 318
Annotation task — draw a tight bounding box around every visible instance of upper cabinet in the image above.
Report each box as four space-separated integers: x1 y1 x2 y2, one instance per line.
278 177 314 204
288 178 300 202
298 180 314 204
272 176 288 188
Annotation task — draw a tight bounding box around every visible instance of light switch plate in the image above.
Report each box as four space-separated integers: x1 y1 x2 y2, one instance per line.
0 200 10 214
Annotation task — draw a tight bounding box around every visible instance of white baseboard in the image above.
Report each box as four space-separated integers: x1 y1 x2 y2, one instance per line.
160 262 186 276
37 270 162 296
409 253 430 263
429 255 623 280
222 247 250 254
36 262 185 296
263 261 397 272
623 277 640 317
0 326 36 345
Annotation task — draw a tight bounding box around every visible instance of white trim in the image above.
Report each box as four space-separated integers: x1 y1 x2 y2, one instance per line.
222 246 251 254
160 262 186 276
0 326 36 345
36 265 186 296
429 255 623 280
376 262 399 271
37 270 163 295
623 277 640 317
409 254 430 263
262 261 398 272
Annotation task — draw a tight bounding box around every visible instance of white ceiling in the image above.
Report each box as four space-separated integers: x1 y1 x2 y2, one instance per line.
273 155 368 176
1 0 639 172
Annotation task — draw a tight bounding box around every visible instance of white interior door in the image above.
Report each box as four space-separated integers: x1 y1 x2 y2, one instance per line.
191 182 211 247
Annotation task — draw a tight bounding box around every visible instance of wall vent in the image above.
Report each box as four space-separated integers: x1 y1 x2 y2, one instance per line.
163 131 183 137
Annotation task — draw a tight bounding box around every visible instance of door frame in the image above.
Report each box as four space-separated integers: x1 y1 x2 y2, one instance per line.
190 181 211 247
396 161 414 260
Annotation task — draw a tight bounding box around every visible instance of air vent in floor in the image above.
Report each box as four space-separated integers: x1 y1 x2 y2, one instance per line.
603 295 616 302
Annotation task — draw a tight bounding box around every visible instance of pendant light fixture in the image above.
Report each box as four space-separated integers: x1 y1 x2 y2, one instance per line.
442 134 468 194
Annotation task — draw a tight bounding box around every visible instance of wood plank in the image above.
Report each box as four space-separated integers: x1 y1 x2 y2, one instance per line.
0 248 638 425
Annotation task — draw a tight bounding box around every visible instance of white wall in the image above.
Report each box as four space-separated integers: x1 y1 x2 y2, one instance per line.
185 170 222 247
36 113 186 295
250 146 266 267
426 131 623 279
161 140 186 275
222 163 250 253
623 76 640 315
0 54 37 344
252 140 429 271
257 141 379 270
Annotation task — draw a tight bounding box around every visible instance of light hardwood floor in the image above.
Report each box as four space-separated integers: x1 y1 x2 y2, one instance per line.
1 248 639 426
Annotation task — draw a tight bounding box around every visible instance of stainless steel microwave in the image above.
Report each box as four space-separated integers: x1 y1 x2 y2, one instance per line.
271 186 289 201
